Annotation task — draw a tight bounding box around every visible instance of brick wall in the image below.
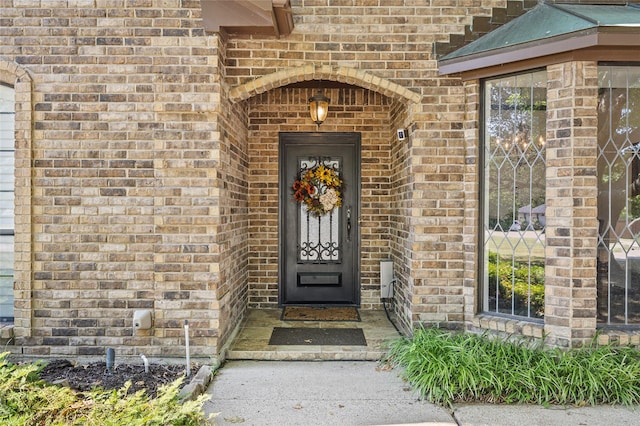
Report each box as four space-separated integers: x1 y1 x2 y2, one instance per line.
389 100 412 333
544 61 599 347
216 0 504 335
3 0 585 357
216 96 249 349
1 0 232 358
0 60 33 337
225 0 493 328
225 0 507 89
245 86 402 309
462 80 480 325
407 74 467 328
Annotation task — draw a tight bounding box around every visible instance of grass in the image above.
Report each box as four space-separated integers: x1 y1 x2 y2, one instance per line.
486 231 545 259
0 352 213 425
384 327 640 407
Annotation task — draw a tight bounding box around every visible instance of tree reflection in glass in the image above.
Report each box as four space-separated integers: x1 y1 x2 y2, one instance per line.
483 71 547 319
597 66 640 325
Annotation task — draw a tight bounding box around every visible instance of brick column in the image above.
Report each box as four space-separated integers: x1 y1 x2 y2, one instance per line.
408 76 466 329
152 33 224 357
545 61 599 348
462 80 480 323
0 61 33 341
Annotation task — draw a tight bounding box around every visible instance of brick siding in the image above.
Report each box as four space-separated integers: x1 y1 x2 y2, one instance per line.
0 0 629 358
245 87 403 310
0 0 536 358
1 0 228 357
544 61 599 347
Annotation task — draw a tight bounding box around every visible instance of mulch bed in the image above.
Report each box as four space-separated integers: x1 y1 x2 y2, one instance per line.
38 359 199 398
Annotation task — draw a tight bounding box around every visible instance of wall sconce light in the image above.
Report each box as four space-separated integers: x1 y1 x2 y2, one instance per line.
309 89 330 127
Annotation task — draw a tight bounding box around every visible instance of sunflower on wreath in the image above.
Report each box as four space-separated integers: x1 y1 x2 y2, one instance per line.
292 164 343 216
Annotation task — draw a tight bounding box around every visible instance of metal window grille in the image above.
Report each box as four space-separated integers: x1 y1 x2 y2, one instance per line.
597 65 640 325
482 71 547 320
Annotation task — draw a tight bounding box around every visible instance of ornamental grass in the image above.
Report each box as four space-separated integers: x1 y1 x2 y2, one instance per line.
384 327 640 407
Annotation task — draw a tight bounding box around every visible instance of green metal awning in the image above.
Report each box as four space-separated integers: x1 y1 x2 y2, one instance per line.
439 2 640 75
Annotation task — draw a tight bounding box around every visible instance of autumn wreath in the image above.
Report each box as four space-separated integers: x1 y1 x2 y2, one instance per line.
292 164 343 216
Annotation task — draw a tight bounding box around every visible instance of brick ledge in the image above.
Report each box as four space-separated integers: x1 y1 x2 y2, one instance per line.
0 322 14 344
596 328 640 347
469 314 544 340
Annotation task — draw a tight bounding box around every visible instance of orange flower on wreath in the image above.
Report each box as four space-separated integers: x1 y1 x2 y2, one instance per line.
291 163 343 216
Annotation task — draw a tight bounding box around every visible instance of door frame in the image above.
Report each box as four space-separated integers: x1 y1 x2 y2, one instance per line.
278 132 361 307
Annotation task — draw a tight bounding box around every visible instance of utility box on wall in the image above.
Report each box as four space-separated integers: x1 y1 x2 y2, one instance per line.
133 309 152 330
380 259 394 299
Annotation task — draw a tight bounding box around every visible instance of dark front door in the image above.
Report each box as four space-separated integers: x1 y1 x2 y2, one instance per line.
279 132 360 305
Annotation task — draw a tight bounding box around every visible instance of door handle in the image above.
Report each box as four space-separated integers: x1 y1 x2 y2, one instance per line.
346 206 351 242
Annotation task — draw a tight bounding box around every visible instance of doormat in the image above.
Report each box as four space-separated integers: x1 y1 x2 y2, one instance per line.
281 306 360 322
268 327 367 346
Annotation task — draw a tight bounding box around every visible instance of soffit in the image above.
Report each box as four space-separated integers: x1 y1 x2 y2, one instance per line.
200 0 294 38
439 1 640 76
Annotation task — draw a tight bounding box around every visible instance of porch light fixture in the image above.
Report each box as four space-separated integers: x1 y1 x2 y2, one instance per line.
309 89 330 127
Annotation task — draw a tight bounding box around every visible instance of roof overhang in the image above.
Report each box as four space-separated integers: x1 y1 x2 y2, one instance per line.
200 0 294 38
439 2 640 78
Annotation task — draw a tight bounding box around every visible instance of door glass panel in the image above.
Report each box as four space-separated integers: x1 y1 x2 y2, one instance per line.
298 157 341 263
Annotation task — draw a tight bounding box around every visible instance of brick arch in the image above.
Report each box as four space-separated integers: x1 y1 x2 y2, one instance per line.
0 59 33 338
0 60 32 84
228 65 422 104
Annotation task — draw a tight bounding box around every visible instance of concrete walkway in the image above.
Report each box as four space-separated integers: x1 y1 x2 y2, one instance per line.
203 360 639 426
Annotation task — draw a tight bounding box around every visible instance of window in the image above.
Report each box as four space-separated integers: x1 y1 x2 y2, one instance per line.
597 65 640 325
482 70 547 320
0 83 14 322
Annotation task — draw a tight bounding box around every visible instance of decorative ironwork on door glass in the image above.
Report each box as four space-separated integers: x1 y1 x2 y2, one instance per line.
298 157 341 263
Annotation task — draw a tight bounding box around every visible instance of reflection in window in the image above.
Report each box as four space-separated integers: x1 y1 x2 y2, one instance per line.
597 65 640 325
482 71 547 319
0 83 14 322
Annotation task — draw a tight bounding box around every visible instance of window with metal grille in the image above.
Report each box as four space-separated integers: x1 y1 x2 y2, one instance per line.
481 70 547 320
0 83 14 323
597 65 640 326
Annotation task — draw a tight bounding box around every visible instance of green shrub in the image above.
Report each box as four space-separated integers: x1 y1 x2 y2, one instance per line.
0 352 213 425
385 327 640 407
487 251 545 317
